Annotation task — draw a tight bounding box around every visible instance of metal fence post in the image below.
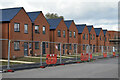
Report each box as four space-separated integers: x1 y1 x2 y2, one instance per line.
76 44 77 61
40 41 42 66
7 40 11 70
60 43 62 64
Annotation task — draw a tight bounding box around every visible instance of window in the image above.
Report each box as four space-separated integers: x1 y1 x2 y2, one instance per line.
69 44 72 50
14 23 20 32
105 37 107 42
43 26 45 34
58 43 60 51
100 36 101 40
46 42 48 48
86 34 88 40
93 34 95 40
14 42 20 50
83 34 85 40
29 43 32 49
83 45 85 50
58 30 61 37
69 31 72 37
74 44 77 53
35 25 39 33
35 42 39 49
90 34 92 40
24 24 28 33
63 31 65 38
74 31 76 38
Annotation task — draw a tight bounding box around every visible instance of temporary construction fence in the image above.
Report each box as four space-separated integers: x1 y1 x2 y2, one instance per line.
0 39 119 72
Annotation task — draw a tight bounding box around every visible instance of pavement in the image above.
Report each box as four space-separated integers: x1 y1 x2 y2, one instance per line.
2 57 119 78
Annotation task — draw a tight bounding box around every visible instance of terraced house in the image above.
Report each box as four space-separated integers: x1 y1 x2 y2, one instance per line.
76 24 89 54
64 20 78 55
94 28 104 52
0 7 32 58
87 25 96 53
27 11 50 56
47 18 68 55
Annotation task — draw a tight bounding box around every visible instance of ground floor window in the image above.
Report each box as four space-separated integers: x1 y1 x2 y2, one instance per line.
14 41 20 50
35 42 39 49
83 45 85 50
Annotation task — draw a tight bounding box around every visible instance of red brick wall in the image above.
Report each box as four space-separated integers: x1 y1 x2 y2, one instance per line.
89 27 97 53
68 21 78 54
96 30 104 52
78 26 89 53
32 12 50 56
50 19 68 55
2 8 32 59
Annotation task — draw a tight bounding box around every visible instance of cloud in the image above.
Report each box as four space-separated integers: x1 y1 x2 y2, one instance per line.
0 0 119 31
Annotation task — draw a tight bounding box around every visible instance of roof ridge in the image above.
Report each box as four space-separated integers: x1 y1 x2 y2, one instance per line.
27 11 42 13
0 7 23 10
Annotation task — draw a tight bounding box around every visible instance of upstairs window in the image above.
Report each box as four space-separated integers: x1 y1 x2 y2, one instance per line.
86 34 88 40
58 30 61 37
63 30 65 38
35 25 39 33
93 34 95 40
24 24 28 33
14 23 20 32
100 36 101 40
43 26 46 34
105 37 107 42
90 34 92 40
83 34 85 40
74 31 76 38
69 31 72 37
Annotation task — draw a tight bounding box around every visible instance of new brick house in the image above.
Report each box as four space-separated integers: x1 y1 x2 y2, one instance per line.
94 28 104 52
27 11 50 56
76 24 89 54
0 7 32 59
47 18 68 55
64 20 78 55
103 30 111 52
87 25 96 53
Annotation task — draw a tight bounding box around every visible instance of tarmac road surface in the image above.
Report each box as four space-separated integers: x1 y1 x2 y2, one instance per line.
2 57 119 78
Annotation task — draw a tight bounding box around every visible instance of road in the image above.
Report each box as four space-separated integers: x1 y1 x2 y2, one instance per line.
2 57 118 78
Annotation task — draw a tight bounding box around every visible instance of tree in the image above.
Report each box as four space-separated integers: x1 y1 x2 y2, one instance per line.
45 13 64 19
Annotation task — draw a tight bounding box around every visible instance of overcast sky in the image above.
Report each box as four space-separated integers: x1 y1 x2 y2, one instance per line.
0 0 119 31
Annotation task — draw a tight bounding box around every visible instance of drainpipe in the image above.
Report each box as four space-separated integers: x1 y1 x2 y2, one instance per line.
32 23 34 56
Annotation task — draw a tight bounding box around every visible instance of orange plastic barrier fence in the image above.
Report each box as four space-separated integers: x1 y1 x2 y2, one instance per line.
90 53 92 60
80 53 89 61
103 53 107 58
46 54 57 65
113 52 116 56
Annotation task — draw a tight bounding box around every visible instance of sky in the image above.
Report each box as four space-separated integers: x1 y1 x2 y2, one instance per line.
0 0 119 31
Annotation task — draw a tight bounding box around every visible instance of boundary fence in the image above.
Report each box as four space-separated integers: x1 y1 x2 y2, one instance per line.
0 39 119 72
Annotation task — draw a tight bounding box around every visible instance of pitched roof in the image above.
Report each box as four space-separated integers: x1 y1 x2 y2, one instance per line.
27 11 42 23
47 18 62 30
64 20 73 29
76 24 86 34
0 7 23 22
103 30 107 36
94 28 102 36
87 25 93 33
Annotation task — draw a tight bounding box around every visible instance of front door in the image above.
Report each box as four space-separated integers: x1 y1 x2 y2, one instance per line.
24 42 28 56
42 42 46 54
93 45 95 52
63 44 65 55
